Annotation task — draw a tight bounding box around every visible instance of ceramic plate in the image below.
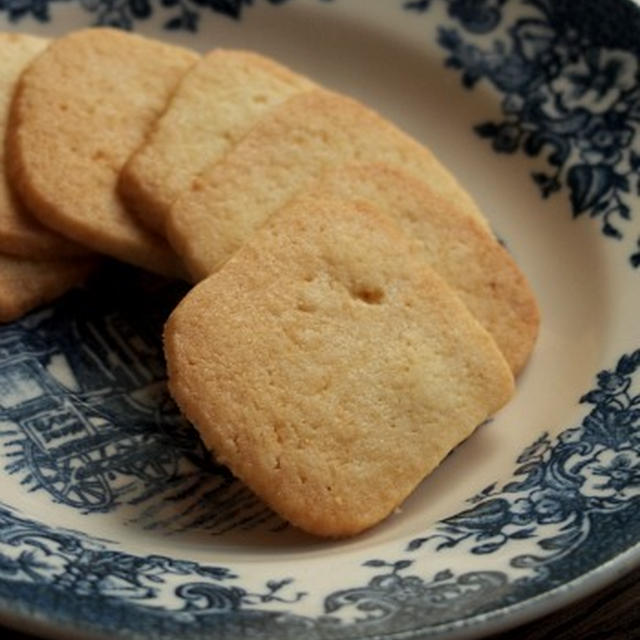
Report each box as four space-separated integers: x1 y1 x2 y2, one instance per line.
1 1 639 638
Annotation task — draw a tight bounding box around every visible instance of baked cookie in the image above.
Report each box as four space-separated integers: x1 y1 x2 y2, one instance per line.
7 28 198 276
0 253 96 323
120 49 315 235
165 196 514 537
302 163 539 374
167 88 490 280
0 32 87 259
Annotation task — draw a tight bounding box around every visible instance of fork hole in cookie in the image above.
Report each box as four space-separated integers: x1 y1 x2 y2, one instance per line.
351 285 385 305
297 300 317 313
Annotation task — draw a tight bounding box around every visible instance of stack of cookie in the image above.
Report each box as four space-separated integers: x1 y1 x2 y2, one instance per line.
0 33 94 322
2 28 539 536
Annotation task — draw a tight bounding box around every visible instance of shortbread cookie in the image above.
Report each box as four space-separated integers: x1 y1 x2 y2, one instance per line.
0 32 87 259
302 163 539 374
167 88 490 280
165 197 514 537
0 253 96 323
7 28 199 276
120 49 315 235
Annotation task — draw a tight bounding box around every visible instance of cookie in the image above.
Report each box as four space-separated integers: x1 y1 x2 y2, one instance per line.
0 32 88 259
167 88 490 280
120 49 315 235
7 28 199 276
164 196 514 537
0 253 96 323
302 163 539 374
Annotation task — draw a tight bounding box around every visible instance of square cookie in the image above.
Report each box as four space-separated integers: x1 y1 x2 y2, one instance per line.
165 196 514 537
120 49 315 235
302 163 539 375
167 88 490 280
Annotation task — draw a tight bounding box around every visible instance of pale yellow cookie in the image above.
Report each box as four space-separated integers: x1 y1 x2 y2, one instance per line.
0 253 96 323
0 32 88 259
165 197 514 537
120 48 315 235
302 163 539 374
167 88 490 280
7 28 199 276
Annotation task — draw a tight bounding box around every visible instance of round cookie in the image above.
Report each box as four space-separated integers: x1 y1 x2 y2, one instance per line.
120 48 315 235
7 28 199 277
0 32 88 259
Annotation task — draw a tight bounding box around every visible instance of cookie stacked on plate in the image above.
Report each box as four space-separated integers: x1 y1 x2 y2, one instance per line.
2 27 539 536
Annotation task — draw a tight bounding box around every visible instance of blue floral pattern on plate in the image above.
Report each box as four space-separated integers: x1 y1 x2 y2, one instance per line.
0 0 339 26
0 346 638 638
0 0 297 30
406 0 640 267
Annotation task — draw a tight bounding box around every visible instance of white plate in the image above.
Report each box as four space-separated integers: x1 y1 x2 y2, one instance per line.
1 1 640 638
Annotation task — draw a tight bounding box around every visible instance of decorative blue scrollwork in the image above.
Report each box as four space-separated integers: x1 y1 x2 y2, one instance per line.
404 350 640 559
0 501 305 630
0 265 284 534
322 560 509 629
0 347 638 637
312 348 640 630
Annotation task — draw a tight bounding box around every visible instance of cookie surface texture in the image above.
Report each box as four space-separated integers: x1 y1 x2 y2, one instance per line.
120 49 315 235
0 253 96 323
165 197 514 537
7 28 198 276
0 32 87 259
303 163 539 375
167 88 489 280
